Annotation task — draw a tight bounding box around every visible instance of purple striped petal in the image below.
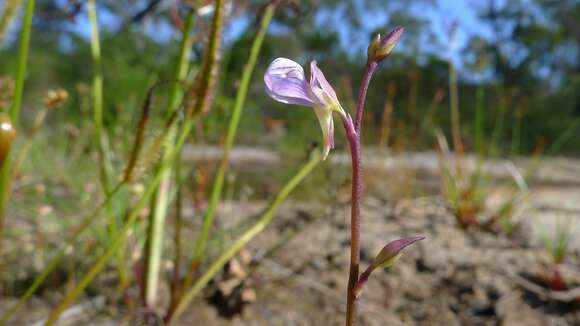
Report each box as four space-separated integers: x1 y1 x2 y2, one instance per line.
264 58 318 107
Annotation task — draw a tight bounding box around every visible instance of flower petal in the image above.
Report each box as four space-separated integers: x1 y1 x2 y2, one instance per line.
264 58 318 107
313 106 334 160
309 61 339 107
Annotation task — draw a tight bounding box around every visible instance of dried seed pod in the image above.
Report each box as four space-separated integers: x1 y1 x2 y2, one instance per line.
0 113 16 168
43 88 69 109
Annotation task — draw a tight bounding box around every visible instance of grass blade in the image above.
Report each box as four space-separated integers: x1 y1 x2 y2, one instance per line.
0 0 35 249
191 2 275 265
143 10 195 307
170 150 321 323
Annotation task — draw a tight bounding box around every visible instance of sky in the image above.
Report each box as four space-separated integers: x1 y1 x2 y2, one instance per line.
2 0 492 66
225 0 493 64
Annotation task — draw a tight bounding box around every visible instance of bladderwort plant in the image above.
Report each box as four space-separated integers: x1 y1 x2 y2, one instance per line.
263 27 424 326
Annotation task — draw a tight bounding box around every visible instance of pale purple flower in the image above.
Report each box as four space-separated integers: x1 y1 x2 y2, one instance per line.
264 57 346 160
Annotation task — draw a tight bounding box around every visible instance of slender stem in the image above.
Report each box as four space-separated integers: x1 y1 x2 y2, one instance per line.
0 0 24 46
344 123 361 326
190 3 275 265
170 0 224 269
187 0 223 117
168 150 321 324
184 0 226 260
169 151 184 308
546 114 580 157
88 0 103 144
345 59 380 325
474 85 485 156
144 10 194 307
0 183 123 324
353 266 373 298
0 0 34 247
490 93 507 157
8 0 33 125
354 62 377 133
448 57 462 154
45 178 161 325
0 95 186 322
511 106 522 156
11 108 47 178
88 0 128 289
44 115 198 325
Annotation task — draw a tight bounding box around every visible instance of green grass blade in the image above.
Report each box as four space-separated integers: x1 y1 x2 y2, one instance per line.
0 0 35 247
191 3 275 264
0 183 123 324
87 0 128 288
474 85 485 156
0 0 24 46
44 112 197 325
143 10 195 307
171 150 321 323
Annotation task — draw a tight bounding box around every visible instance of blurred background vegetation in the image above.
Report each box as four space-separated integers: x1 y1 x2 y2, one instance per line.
1 0 579 157
0 2 579 324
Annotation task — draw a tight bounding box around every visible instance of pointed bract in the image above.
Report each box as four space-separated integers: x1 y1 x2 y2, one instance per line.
354 235 424 299
372 235 425 269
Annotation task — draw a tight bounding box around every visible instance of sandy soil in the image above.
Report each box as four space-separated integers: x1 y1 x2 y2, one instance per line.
1 148 579 325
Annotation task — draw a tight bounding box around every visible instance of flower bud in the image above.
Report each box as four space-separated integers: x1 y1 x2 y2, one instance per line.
354 235 424 299
0 113 16 168
372 235 424 269
367 27 404 64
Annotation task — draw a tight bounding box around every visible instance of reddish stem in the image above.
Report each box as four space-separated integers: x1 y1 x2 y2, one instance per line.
353 266 373 299
342 117 360 326
344 60 379 326
354 62 378 133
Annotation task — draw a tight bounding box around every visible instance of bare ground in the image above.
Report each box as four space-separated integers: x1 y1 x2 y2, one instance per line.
1 147 579 325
